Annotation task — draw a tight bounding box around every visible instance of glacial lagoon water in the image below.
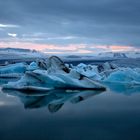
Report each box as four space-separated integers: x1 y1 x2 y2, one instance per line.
0 78 140 140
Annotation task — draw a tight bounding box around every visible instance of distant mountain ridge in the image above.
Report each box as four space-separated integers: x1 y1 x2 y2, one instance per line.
98 52 128 58
0 47 37 53
99 51 140 58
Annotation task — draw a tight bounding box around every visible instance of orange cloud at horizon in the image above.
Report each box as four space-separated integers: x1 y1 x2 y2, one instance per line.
109 45 134 51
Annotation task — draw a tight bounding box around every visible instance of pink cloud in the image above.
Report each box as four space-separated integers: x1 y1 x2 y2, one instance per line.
0 42 85 51
109 45 134 51
0 41 139 54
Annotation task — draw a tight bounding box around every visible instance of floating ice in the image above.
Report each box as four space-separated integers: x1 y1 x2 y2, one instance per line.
74 63 101 80
1 56 140 92
70 61 140 90
2 56 105 91
27 61 39 71
3 69 105 91
0 60 47 78
103 68 140 84
73 62 118 81
0 63 27 78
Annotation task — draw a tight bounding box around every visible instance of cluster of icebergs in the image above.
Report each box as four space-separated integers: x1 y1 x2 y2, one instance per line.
1 56 140 92
73 61 140 84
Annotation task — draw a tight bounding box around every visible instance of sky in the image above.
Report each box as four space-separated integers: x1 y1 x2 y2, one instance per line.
0 0 140 54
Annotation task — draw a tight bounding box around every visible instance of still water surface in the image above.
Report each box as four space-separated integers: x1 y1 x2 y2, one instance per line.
0 79 140 140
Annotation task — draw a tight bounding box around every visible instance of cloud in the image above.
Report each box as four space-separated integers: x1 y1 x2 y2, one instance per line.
0 24 19 28
0 41 139 55
0 0 140 51
8 33 17 37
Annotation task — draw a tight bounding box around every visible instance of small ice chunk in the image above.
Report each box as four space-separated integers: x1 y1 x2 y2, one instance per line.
27 62 38 71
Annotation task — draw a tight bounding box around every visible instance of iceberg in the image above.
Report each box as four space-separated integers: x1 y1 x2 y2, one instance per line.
73 62 140 85
73 62 118 81
3 69 105 91
0 59 48 78
102 68 140 84
27 61 39 71
0 63 27 78
74 63 101 80
2 56 106 91
2 56 140 92
68 61 140 94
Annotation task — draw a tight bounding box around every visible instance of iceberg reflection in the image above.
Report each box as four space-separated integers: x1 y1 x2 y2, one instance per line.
2 89 104 113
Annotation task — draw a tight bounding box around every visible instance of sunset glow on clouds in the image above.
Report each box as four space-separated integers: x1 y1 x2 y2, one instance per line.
0 0 140 54
0 41 139 54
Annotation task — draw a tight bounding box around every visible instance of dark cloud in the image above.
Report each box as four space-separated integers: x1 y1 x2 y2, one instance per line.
0 0 140 47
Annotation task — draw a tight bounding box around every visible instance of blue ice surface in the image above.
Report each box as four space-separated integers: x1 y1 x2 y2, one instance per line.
0 63 27 74
104 68 140 83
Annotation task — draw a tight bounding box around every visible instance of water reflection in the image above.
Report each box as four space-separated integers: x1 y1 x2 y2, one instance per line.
2 89 104 113
103 83 140 95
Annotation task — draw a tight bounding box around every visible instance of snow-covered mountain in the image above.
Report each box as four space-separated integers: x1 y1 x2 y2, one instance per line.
98 52 127 58
0 47 46 58
0 48 47 65
125 52 140 58
0 47 34 53
98 52 140 59
60 51 140 62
